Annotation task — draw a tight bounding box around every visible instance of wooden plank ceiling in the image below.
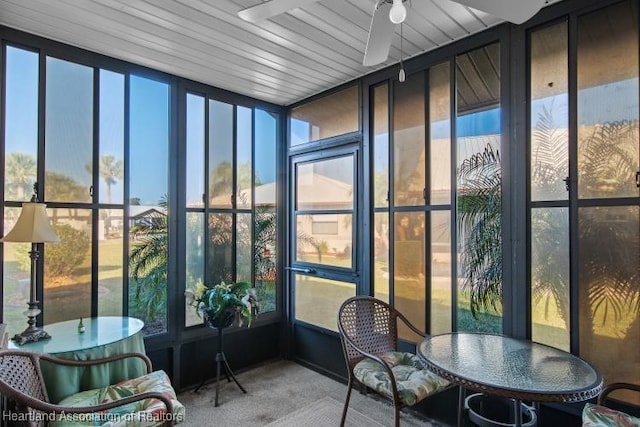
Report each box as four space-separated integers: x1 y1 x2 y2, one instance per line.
0 0 555 105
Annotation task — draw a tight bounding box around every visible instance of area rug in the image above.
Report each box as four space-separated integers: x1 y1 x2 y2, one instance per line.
265 396 384 427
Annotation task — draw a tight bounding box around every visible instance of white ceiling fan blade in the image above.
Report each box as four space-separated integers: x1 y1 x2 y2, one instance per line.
363 1 395 67
238 0 320 23
452 0 546 24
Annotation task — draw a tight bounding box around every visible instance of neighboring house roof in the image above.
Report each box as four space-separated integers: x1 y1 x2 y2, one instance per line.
296 172 352 210
129 206 165 219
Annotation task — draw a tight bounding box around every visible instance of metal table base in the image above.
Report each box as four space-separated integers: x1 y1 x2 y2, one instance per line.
464 391 537 427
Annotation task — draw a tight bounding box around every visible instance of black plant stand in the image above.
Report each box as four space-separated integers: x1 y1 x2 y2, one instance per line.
194 326 246 406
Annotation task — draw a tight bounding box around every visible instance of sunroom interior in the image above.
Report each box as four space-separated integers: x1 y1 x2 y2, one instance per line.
0 0 638 425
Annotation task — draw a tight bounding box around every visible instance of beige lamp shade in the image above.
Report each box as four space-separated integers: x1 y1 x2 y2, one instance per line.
1 202 60 243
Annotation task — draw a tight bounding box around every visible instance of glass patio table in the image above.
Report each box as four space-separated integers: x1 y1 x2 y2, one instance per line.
9 316 145 403
417 333 603 427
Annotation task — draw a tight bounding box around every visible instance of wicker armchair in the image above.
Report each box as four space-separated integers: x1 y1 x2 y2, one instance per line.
0 350 184 426
337 296 450 427
582 382 640 426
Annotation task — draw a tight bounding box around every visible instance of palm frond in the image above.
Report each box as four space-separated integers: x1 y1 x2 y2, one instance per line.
457 142 503 317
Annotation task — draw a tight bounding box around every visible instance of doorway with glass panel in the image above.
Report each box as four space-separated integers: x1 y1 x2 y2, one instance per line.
289 147 359 334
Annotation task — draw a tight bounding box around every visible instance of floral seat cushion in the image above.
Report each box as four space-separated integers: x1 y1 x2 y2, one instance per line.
353 351 450 406
582 403 640 427
52 370 185 427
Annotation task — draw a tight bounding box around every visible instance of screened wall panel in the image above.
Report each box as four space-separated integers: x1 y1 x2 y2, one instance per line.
529 22 570 351
578 206 639 399
393 73 425 207
530 207 570 351
293 274 355 332
209 100 234 209
373 84 389 209
45 57 93 204
43 208 92 324
296 157 354 211
524 1 640 403
1 207 31 337
294 155 354 270
207 213 233 285
576 0 640 400
430 210 452 335
394 211 426 342
98 208 124 317
290 86 358 146
456 43 503 334
185 212 204 327
236 213 252 282
577 2 639 200
530 22 569 202
186 94 205 209
430 62 452 206
128 76 170 335
237 106 253 209
373 212 390 303
254 109 278 314
2 45 175 336
372 83 390 304
1 30 281 363
184 98 279 325
4 46 38 203
98 70 125 205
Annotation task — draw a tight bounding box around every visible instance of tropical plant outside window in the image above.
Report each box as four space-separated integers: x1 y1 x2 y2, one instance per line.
128 197 169 333
457 142 502 325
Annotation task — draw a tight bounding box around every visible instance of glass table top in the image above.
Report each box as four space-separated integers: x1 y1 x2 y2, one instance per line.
418 333 602 397
9 316 144 354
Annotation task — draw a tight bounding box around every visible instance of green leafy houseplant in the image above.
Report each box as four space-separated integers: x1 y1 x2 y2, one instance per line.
187 281 259 328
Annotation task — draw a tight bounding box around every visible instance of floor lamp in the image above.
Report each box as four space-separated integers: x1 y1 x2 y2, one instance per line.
1 197 59 345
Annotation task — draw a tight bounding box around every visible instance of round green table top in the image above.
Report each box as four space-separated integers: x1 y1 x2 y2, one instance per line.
9 316 144 354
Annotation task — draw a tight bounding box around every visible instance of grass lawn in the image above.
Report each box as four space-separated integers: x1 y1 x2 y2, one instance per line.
3 238 127 337
296 255 574 343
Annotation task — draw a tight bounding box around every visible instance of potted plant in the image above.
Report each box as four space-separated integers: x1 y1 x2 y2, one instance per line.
186 281 259 328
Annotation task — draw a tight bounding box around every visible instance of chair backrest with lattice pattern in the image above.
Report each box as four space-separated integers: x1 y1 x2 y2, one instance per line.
0 351 48 404
338 296 399 367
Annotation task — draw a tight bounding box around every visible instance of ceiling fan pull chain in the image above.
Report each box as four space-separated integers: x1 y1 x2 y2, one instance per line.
399 23 406 82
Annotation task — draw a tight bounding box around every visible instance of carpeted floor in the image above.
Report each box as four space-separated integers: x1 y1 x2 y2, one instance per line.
178 359 447 426
265 396 383 427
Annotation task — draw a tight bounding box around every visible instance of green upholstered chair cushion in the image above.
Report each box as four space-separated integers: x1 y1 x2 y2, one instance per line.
353 351 450 406
582 402 640 427
51 370 185 427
